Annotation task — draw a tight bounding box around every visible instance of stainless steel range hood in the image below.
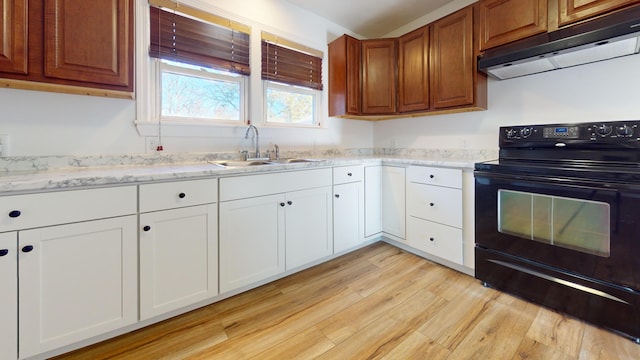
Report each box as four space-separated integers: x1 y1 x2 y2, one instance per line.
478 6 640 80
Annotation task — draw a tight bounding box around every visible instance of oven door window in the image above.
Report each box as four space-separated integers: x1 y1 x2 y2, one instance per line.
498 189 610 257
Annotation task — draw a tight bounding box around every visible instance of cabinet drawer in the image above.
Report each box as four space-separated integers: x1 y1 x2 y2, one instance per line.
333 165 364 184
139 179 218 213
407 216 463 264
0 186 136 232
407 182 462 227
407 166 462 189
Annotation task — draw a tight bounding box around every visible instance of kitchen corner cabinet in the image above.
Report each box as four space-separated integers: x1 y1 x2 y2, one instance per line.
557 0 640 26
381 166 406 240
0 232 17 360
361 39 397 114
398 26 430 113
0 0 27 75
219 169 333 293
0 186 138 359
138 179 218 321
431 6 477 110
333 165 365 253
328 34 361 117
478 0 548 51
0 0 134 96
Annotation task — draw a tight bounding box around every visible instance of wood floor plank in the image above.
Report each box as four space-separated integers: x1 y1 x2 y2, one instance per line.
526 307 585 357
251 326 335 360
380 331 451 360
445 293 539 359
579 324 640 360
515 337 577 360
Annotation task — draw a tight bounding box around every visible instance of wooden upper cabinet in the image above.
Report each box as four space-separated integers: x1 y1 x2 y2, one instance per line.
328 35 360 117
0 0 28 74
479 0 548 50
398 26 430 113
361 39 397 115
44 0 132 88
557 0 640 26
431 6 475 110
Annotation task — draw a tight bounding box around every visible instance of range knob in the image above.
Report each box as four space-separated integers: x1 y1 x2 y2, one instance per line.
505 128 518 139
594 123 613 137
616 124 634 137
520 127 533 138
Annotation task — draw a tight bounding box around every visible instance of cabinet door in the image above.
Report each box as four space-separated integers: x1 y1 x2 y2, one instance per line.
382 166 406 239
479 0 547 50
431 6 475 109
365 166 383 237
0 0 28 74
334 182 365 253
285 187 333 270
139 204 218 320
328 34 361 116
557 0 640 26
219 194 285 293
362 39 397 114
398 26 430 112
43 0 132 87
0 232 17 360
19 216 137 358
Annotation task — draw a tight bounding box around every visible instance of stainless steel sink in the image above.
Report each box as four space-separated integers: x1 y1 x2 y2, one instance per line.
209 158 324 168
269 158 324 164
209 160 271 167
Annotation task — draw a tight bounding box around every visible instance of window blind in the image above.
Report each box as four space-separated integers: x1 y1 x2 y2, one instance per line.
261 39 323 90
149 6 250 75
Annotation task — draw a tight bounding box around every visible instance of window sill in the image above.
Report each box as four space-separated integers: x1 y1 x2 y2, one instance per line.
135 120 243 137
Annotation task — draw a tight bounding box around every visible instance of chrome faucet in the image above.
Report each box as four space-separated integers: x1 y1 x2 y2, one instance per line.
274 144 280 160
244 124 261 159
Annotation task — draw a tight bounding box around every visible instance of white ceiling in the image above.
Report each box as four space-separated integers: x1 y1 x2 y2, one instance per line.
285 0 455 38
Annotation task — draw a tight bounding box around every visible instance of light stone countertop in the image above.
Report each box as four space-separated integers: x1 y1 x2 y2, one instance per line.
0 149 497 195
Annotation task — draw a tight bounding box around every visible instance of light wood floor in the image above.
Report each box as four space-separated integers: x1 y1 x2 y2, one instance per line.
56 242 640 359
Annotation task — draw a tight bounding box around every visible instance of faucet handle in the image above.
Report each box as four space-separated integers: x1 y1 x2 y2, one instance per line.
265 149 272 160
240 150 248 161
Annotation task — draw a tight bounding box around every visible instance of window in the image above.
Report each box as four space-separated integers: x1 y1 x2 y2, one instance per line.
148 3 250 124
159 60 246 123
261 33 323 127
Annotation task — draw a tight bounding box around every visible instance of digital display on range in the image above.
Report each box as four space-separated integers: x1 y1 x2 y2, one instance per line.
543 126 579 138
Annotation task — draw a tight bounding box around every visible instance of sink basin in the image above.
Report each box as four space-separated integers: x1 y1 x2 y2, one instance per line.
209 160 271 167
269 158 324 164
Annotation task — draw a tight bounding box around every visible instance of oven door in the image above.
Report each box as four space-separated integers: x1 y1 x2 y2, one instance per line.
475 169 640 291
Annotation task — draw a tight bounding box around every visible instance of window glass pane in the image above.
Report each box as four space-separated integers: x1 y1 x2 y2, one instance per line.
265 85 315 125
161 68 241 121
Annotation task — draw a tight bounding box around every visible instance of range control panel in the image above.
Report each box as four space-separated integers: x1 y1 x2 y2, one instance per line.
500 121 640 148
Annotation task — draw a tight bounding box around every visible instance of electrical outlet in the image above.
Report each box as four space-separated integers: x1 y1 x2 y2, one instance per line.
0 134 10 157
146 138 158 153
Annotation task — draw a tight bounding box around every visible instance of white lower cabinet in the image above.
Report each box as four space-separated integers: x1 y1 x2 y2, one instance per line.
138 179 219 320
18 216 138 359
406 165 465 265
285 187 333 270
139 204 218 320
219 169 333 294
333 182 364 253
219 194 286 293
0 232 17 360
364 166 382 237
382 166 406 239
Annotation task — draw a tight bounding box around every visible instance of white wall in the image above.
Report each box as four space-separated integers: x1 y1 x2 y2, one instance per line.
0 0 373 157
373 53 640 152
